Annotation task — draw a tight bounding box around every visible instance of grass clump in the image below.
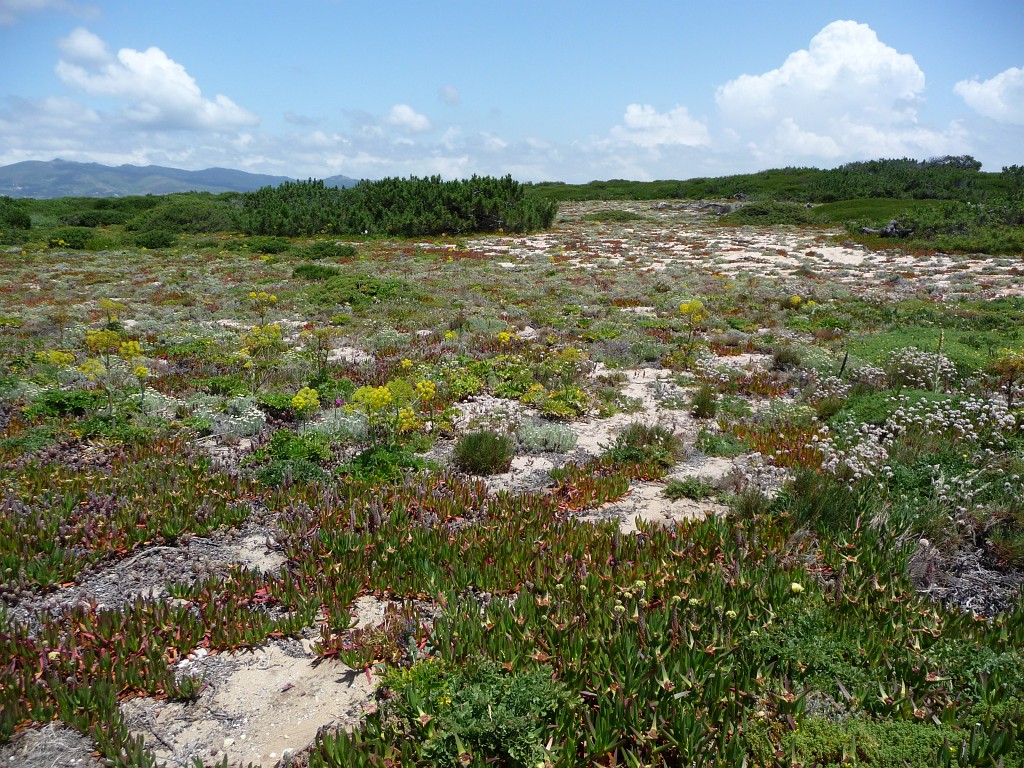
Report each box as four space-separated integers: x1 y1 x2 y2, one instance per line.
690 384 718 418
663 476 715 501
453 430 515 475
603 422 684 468
696 428 749 457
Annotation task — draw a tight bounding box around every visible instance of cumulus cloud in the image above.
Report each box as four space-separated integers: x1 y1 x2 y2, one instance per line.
384 103 432 133
54 28 259 130
610 104 710 148
715 20 960 162
955 67 1024 125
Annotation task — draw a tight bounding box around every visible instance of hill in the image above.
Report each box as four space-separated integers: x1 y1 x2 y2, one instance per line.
0 159 359 198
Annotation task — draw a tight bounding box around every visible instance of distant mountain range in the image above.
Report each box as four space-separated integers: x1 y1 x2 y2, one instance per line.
0 159 360 199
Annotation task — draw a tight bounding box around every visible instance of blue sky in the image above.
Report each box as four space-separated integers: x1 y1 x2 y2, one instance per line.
1 0 1022 182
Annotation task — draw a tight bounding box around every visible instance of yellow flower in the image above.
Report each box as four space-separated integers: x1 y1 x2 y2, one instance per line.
400 358 413 369
77 359 106 381
36 350 75 367
791 582 804 594
133 365 149 379
415 379 436 402
119 340 143 360
679 300 707 323
396 407 421 433
352 385 393 411
291 386 321 418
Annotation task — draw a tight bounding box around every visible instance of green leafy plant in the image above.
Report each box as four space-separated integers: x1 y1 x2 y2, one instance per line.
453 430 515 475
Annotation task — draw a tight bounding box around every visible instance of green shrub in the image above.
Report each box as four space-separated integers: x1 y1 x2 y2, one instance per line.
59 209 129 227
453 430 515 475
240 176 558 237
299 241 358 261
47 226 93 249
771 344 803 371
263 428 331 463
125 194 235 234
663 476 715 501
308 273 413 310
24 388 103 418
0 196 31 230
696 428 748 457
341 443 427 483
257 392 296 421
376 658 580 768
199 374 248 397
133 229 176 249
293 262 342 280
719 201 818 226
256 458 327 486
780 469 879 534
764 717 963 768
580 209 649 223
603 422 684 468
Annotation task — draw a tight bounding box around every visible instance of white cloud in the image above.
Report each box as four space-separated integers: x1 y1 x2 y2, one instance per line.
610 104 710 148
384 103 431 133
54 28 259 130
439 85 460 106
0 0 96 25
955 67 1024 125
717 21 924 128
714 20 963 162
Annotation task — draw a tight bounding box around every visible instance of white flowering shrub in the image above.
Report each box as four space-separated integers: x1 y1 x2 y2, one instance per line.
885 347 957 392
196 395 267 438
847 364 888 392
308 408 368 441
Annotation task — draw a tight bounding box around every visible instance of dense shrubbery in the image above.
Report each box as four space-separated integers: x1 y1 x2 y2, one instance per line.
239 175 559 237
125 193 237 234
0 196 31 231
530 156 996 204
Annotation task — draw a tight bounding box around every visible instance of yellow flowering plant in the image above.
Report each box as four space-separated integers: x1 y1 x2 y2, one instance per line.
291 386 321 431
678 299 709 368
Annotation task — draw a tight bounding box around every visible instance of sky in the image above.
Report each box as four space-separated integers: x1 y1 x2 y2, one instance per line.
1 0 1022 183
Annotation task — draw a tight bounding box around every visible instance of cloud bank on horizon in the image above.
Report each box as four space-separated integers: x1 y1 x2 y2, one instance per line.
0 2 1021 182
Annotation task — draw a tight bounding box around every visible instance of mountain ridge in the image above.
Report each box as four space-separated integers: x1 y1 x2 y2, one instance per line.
0 159 360 198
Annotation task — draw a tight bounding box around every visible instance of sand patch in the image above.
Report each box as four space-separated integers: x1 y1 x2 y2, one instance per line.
122 640 375 768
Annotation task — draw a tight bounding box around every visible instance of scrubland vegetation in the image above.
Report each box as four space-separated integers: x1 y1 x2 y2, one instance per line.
1 165 1024 767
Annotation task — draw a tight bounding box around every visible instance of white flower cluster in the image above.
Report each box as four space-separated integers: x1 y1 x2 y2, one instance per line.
888 393 1017 450
804 375 851 404
308 408 368 440
814 421 892 485
734 453 792 496
196 395 266 438
848 364 887 392
692 356 732 388
930 464 984 517
814 392 1019 487
885 347 957 392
